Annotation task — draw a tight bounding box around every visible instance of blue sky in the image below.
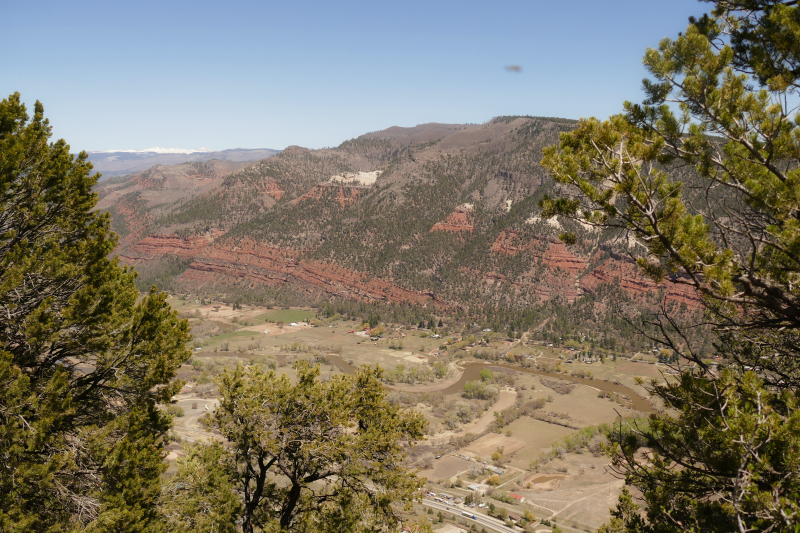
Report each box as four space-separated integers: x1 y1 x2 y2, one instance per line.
2 0 709 152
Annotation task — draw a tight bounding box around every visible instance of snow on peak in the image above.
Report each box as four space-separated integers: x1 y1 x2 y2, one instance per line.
93 147 213 154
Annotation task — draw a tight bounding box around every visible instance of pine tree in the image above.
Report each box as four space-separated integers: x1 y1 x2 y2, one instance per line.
0 93 191 531
541 2 800 530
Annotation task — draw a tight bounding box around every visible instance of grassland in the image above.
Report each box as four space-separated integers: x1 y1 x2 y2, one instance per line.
165 297 667 533
252 308 316 324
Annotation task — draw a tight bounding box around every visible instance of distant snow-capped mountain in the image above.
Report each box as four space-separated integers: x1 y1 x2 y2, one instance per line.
93 147 213 154
87 147 281 178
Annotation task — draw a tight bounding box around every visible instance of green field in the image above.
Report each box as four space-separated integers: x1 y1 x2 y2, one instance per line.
206 330 259 343
253 309 316 324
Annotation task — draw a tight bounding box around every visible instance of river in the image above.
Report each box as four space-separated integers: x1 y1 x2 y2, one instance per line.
327 355 653 413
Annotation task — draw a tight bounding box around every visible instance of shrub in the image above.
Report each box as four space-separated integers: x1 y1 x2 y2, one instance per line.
167 405 185 417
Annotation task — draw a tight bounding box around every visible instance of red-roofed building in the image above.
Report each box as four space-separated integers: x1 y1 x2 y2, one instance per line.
510 492 525 503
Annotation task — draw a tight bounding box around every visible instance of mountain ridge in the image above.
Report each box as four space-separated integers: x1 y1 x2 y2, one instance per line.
96 116 705 350
88 147 281 178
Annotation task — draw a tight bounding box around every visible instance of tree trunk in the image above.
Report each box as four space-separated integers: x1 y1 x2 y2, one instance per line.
280 482 303 530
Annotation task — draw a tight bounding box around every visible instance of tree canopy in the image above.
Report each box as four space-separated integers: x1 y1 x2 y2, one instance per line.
193 360 426 533
540 1 800 531
0 92 433 533
0 93 191 532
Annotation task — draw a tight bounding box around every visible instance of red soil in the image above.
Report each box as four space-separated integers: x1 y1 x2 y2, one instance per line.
431 207 474 233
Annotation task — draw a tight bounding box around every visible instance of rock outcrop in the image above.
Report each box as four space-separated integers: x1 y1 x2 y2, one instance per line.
431 207 474 233
176 239 450 307
127 230 225 257
96 115 704 321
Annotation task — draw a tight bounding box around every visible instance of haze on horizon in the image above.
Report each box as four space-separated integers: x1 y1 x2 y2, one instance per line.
3 0 707 152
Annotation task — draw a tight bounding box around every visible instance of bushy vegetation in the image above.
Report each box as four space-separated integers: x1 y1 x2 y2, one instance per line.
463 380 499 400
491 396 548 431
0 94 191 531
383 363 438 385
543 2 800 529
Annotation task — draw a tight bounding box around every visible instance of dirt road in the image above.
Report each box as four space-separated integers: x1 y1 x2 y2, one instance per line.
428 390 517 444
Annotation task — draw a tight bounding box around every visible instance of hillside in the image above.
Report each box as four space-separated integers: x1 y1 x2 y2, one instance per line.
89 147 281 178
96 116 705 352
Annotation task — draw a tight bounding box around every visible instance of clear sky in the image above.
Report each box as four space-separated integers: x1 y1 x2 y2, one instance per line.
2 0 710 152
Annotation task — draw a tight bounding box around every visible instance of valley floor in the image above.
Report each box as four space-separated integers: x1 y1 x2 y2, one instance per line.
165 299 658 532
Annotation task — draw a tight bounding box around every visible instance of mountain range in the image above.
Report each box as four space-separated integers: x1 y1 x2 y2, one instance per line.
95 116 706 350
88 147 281 178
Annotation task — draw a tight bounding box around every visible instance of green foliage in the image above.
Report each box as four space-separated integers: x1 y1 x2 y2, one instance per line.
0 93 191 531
388 339 404 350
254 308 316 324
540 3 800 531
463 380 499 400
491 396 548 430
166 405 185 417
160 443 240 533
383 363 438 385
207 360 427 533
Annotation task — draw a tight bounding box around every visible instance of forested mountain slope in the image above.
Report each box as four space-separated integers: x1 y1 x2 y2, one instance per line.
96 116 700 341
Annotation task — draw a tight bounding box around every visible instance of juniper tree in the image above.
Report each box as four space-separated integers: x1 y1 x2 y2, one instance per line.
160 443 240 533
206 360 426 533
0 93 191 532
540 2 800 531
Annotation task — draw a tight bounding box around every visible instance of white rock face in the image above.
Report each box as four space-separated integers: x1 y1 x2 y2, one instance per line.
328 170 381 185
526 215 562 229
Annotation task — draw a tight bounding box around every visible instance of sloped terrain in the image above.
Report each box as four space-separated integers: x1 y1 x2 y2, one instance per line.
96 116 704 347
89 148 280 178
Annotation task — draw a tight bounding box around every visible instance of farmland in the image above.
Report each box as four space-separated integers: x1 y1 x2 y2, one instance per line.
166 298 663 532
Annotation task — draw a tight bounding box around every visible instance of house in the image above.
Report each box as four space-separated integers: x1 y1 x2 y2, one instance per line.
467 483 482 492
507 512 521 523
509 493 525 503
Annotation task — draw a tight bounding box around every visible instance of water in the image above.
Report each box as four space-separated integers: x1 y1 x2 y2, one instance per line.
326 354 653 413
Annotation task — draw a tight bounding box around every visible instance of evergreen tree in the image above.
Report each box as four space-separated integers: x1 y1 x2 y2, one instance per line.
0 93 191 531
207 360 426 533
160 443 240 533
541 2 800 530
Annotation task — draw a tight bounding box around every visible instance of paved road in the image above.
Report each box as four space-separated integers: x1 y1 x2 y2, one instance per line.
422 498 591 533
421 499 518 533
